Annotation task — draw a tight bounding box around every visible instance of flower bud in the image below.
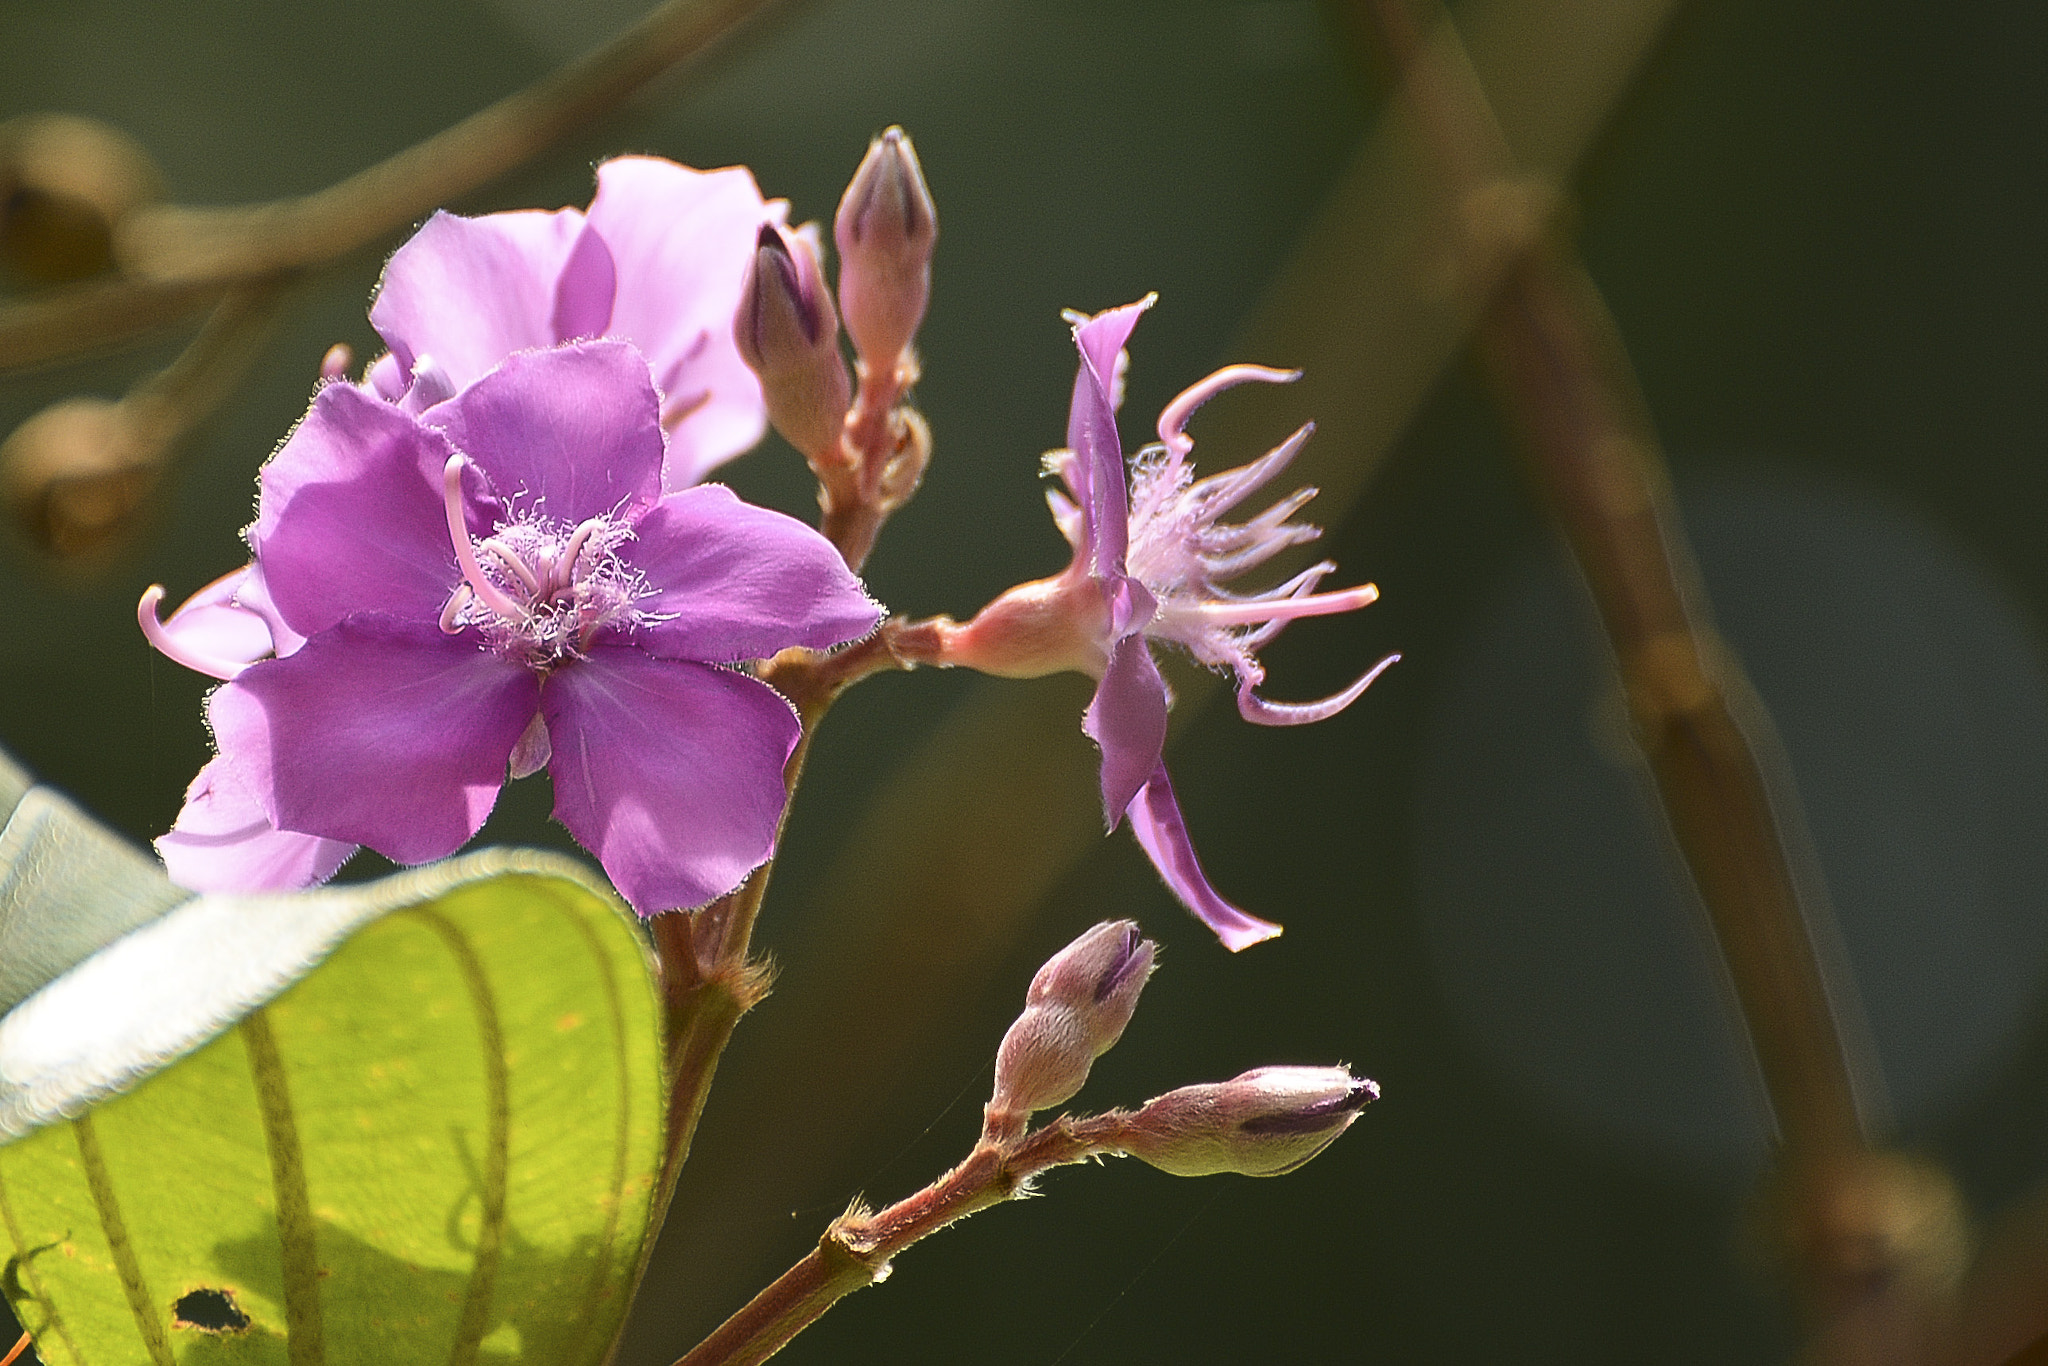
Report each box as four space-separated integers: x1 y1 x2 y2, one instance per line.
833 126 937 373
986 920 1157 1139
1117 1065 1378 1178
734 222 851 463
0 114 163 283
1 397 161 560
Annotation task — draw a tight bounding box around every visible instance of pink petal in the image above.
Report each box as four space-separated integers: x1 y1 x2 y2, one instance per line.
553 220 619 341
1083 634 1169 827
1126 764 1283 952
160 566 275 668
250 383 481 640
211 618 538 865
425 341 665 523
363 350 407 400
233 561 306 659
621 484 880 662
1066 297 1153 576
542 646 800 914
368 208 611 394
157 757 356 893
585 158 782 486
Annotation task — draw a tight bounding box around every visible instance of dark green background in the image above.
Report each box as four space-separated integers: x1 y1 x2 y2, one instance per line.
6 0 2048 1360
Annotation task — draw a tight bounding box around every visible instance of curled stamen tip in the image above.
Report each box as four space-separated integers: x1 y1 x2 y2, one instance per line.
1158 364 1304 455
1238 651 1399 727
138 582 250 681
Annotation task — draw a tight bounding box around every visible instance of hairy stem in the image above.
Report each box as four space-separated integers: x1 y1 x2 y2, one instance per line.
818 361 929 573
674 1118 1130 1366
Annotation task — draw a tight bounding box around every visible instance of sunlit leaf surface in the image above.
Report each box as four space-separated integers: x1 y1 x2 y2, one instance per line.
0 783 665 1366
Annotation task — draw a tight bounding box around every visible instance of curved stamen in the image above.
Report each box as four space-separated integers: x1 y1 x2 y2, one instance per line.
1238 652 1400 727
138 585 253 680
438 583 473 634
1188 424 1313 520
1190 581 1379 626
560 518 604 580
1157 365 1299 456
1236 563 1335 650
441 456 527 622
480 540 541 596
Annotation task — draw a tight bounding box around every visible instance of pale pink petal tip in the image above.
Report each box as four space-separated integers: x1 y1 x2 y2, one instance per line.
1127 764 1283 952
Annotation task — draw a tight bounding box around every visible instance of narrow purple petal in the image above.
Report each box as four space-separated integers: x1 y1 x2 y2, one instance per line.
553 221 618 341
251 383 482 640
585 159 780 484
368 208 602 393
211 618 537 864
620 485 880 662
542 646 800 914
157 757 356 893
425 341 665 523
1066 298 1152 576
1126 764 1283 951
1083 634 1169 827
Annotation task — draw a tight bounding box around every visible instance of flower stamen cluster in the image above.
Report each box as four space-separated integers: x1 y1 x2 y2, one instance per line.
436 455 648 668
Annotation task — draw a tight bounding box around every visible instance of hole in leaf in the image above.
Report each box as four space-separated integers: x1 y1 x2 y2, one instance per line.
171 1288 249 1333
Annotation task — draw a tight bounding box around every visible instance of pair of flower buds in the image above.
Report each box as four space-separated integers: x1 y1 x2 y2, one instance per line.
732 125 933 469
986 920 1377 1178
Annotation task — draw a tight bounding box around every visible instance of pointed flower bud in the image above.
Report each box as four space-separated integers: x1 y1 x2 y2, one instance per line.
1116 1065 1378 1178
986 920 1158 1140
735 222 851 462
833 126 937 373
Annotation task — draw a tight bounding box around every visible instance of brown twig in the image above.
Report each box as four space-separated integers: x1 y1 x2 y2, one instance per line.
3 279 289 559
112 0 784 288
1 1330 30 1366
1358 0 1963 1356
0 276 229 375
1 0 783 375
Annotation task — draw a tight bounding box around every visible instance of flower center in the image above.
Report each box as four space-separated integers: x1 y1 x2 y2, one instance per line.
438 455 646 667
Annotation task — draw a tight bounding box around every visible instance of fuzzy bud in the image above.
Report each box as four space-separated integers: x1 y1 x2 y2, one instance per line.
734 222 851 463
1 397 161 560
0 114 162 283
833 126 937 373
985 920 1157 1140
1116 1065 1378 1178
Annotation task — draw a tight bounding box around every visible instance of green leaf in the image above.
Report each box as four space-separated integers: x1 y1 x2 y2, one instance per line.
0 848 666 1366
0 750 187 1020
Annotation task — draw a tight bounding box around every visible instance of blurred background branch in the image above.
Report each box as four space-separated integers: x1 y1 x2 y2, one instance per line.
0 0 784 569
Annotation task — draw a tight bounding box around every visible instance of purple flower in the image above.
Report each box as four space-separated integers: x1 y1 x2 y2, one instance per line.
142 340 880 914
361 157 783 488
940 298 1394 950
